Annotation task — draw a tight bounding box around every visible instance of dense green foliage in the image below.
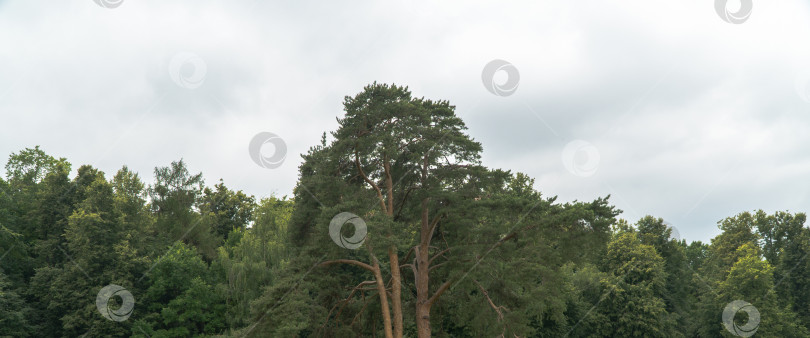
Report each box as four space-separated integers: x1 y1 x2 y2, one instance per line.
1 85 809 337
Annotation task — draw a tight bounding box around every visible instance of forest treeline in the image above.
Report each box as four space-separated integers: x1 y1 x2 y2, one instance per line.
2 84 810 337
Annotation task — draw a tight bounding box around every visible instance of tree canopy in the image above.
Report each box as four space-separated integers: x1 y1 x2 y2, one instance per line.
0 84 807 337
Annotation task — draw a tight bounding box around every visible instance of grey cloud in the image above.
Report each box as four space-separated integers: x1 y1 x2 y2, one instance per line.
2 1 810 242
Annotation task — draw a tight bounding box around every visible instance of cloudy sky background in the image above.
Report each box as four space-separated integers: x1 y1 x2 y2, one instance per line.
2 0 810 242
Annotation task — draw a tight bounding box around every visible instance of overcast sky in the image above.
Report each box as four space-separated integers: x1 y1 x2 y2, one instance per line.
2 0 810 243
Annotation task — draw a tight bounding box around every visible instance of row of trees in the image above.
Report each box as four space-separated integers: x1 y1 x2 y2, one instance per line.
1 83 809 336
0 146 291 337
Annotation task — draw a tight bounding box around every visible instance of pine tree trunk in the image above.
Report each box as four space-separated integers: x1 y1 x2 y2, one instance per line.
415 244 431 338
373 259 394 338
415 197 433 338
389 246 403 338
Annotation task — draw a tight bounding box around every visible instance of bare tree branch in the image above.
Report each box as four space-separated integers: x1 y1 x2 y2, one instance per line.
355 147 387 214
473 279 509 321
427 281 451 308
429 248 451 265
428 262 448 273
400 245 417 266
320 259 375 273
